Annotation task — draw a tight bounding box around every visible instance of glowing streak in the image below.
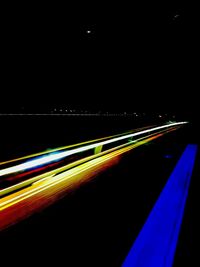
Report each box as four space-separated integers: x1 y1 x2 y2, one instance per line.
0 127 178 196
0 127 150 166
122 144 198 267
0 122 187 177
0 133 164 210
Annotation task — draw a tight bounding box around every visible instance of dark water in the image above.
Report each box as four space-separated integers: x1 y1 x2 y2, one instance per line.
0 116 199 267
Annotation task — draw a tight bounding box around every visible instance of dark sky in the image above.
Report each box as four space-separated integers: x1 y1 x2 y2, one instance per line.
79 1 199 112
0 2 199 113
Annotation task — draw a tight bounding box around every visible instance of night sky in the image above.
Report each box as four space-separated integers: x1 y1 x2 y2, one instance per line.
0 2 199 114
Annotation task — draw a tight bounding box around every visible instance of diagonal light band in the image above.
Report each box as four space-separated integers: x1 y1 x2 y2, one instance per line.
122 144 197 267
0 122 187 177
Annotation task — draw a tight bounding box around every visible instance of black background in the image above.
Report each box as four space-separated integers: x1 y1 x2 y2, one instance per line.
0 1 199 115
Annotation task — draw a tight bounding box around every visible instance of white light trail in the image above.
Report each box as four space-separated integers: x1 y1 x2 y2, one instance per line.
0 121 188 177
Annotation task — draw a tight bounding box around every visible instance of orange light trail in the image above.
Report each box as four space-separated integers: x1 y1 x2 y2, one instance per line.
0 123 185 230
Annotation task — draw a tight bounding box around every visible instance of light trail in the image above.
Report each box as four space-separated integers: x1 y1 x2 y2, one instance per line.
0 127 176 197
0 121 187 177
0 125 153 166
0 133 163 211
0 122 187 230
122 144 198 267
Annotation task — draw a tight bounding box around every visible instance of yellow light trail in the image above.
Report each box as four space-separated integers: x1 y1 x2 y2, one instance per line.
0 132 164 210
0 126 178 197
0 123 185 230
0 125 153 166
0 122 187 177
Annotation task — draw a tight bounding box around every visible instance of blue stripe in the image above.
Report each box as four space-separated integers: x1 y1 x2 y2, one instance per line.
122 144 198 267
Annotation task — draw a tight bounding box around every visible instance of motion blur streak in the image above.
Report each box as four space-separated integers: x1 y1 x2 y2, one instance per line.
0 133 164 209
122 144 198 267
0 121 187 177
0 127 176 197
0 125 153 166
0 123 186 230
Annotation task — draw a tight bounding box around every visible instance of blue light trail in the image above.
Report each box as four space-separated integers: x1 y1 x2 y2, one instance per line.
122 144 198 267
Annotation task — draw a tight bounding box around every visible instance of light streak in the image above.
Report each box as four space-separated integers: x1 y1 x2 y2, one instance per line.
0 133 163 211
0 122 187 177
122 144 198 267
0 127 177 197
0 123 187 230
0 126 151 166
